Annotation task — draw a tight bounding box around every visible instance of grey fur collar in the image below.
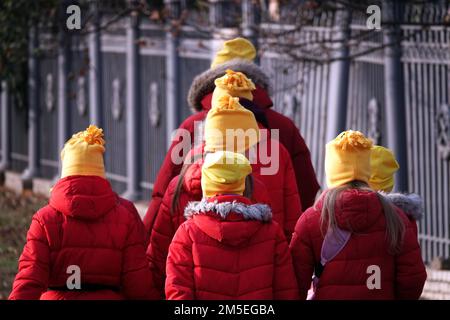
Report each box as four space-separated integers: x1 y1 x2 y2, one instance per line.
187 59 272 112
382 192 424 221
184 199 272 222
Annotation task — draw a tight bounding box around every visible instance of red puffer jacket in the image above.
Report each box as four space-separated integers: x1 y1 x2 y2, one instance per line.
146 153 272 298
9 176 158 300
289 189 427 300
143 61 320 233
165 195 299 300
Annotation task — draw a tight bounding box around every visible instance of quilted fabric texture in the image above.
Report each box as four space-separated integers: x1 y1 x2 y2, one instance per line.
9 175 158 300
165 195 299 300
146 152 272 298
290 189 427 300
143 80 320 234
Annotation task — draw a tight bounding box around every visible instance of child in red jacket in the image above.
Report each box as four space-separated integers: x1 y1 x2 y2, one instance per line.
289 130 427 300
9 125 158 300
165 151 299 300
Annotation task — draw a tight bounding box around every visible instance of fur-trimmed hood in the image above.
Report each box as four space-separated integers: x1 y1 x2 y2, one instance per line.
185 198 272 222
384 192 424 221
184 196 272 246
187 59 272 112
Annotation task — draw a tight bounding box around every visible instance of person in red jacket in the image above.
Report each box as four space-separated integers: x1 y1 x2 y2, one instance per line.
143 37 319 233
165 151 299 300
290 130 427 300
9 125 158 300
147 74 301 298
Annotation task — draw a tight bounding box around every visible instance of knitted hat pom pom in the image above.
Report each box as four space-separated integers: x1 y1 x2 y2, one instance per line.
215 69 256 92
334 130 373 151
68 125 105 146
216 94 241 110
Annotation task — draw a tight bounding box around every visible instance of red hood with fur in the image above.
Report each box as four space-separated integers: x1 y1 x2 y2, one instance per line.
165 194 299 300
187 195 271 247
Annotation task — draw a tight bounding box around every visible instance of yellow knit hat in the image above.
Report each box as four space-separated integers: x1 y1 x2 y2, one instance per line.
60 125 106 178
201 151 252 198
369 145 399 192
204 94 260 153
212 69 256 105
325 130 373 188
211 37 257 69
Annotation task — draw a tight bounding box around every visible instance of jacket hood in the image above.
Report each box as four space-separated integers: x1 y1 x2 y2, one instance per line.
184 195 272 246
317 189 384 232
188 59 272 112
49 175 118 220
383 192 424 221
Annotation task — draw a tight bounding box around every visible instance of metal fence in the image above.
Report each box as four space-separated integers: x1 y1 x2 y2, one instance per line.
0 0 449 263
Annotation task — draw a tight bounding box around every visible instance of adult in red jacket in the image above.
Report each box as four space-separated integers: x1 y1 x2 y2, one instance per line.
165 151 299 300
143 38 320 233
9 126 158 300
289 130 427 300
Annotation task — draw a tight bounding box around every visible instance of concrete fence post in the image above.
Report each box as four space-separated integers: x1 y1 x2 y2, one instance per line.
383 0 408 192
88 1 103 126
241 0 259 63
325 6 351 144
0 81 10 173
123 4 141 201
22 25 41 184
56 28 70 179
164 0 181 150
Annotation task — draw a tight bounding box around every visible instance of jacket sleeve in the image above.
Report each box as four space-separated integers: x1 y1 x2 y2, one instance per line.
394 216 427 300
9 213 50 300
146 188 177 298
165 223 195 300
290 126 320 210
282 150 303 241
273 225 300 300
121 209 160 300
289 210 316 300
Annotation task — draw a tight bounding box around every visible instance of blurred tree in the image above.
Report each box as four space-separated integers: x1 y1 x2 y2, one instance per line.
0 0 58 109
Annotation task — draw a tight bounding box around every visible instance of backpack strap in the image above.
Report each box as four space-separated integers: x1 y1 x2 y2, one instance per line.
308 226 352 300
314 226 352 278
314 262 325 278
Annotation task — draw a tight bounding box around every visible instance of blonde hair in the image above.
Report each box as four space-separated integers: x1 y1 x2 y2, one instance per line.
319 180 405 254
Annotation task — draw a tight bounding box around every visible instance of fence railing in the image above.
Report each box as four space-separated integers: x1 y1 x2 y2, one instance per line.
0 0 449 263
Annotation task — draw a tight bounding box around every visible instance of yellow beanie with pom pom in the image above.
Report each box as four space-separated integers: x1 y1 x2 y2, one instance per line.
211 38 256 69
369 145 399 192
201 151 252 198
60 125 106 178
204 94 260 153
325 130 373 188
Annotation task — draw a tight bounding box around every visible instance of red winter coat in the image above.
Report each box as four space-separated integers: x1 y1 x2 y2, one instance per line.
289 189 427 300
146 153 273 298
143 60 320 233
9 176 158 300
165 195 299 300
